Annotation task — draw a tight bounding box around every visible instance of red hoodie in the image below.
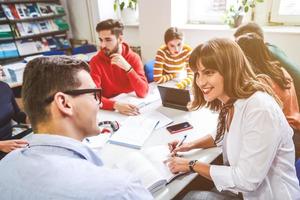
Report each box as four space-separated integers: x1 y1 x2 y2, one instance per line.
90 42 149 110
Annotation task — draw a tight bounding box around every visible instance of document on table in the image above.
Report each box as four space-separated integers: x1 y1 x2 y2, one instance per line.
82 134 111 149
113 86 160 108
150 111 173 130
108 113 159 149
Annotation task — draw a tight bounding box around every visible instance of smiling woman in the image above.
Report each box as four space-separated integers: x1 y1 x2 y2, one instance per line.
166 38 300 199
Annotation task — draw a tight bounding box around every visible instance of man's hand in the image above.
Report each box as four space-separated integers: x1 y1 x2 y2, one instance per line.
113 102 140 116
0 139 28 153
110 53 131 71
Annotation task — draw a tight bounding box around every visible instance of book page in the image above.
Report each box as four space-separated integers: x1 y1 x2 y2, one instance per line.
116 152 167 194
142 145 177 183
82 134 110 149
112 85 160 108
109 113 158 149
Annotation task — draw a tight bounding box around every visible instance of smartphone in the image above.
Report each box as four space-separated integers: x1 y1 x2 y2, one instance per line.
166 122 193 134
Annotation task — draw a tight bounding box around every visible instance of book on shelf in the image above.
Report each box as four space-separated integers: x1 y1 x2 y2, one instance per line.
24 3 40 18
0 24 13 38
16 38 49 56
16 39 38 56
116 145 188 195
0 42 19 59
15 4 31 19
45 36 56 50
35 37 50 52
53 18 69 30
48 19 59 30
17 22 40 36
44 35 70 50
8 4 20 19
1 4 14 20
54 34 71 48
0 6 6 20
51 4 65 15
37 20 56 33
37 3 55 16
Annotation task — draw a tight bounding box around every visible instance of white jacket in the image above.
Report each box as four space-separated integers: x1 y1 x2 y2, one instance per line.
210 92 300 200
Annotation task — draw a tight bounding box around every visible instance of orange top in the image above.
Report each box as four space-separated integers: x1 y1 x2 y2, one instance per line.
271 68 300 131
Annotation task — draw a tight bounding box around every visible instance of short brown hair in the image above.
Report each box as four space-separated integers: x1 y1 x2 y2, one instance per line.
234 22 264 40
96 19 124 37
22 56 90 130
164 27 183 44
189 38 278 111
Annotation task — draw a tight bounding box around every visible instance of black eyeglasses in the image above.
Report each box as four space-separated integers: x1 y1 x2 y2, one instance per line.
45 88 102 104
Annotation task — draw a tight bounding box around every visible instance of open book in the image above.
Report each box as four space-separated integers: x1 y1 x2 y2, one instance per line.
108 113 159 149
116 145 186 194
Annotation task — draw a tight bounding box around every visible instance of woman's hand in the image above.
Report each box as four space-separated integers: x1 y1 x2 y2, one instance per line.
165 156 190 174
168 140 193 155
0 139 28 153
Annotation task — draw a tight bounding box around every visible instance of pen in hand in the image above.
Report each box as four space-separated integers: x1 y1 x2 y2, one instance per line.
171 135 187 155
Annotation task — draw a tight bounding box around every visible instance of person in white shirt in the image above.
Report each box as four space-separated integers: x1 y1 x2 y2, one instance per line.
165 38 300 200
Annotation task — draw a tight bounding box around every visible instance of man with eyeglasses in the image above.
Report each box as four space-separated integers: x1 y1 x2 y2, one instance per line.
90 19 149 116
0 56 153 199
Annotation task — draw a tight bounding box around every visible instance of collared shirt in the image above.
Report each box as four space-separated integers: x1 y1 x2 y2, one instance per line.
0 134 153 200
210 92 300 200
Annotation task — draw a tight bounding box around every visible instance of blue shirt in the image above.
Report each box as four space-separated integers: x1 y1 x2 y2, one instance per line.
0 134 153 200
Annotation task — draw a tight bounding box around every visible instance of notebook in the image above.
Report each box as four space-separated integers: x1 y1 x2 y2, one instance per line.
157 85 191 111
108 113 159 149
116 145 188 195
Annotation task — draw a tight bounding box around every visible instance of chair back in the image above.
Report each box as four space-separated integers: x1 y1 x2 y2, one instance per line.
72 44 97 55
144 60 155 83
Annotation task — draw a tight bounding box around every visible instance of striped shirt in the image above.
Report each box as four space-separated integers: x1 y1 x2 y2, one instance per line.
154 44 193 89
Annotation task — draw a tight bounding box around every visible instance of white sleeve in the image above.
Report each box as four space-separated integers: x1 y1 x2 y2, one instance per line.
210 108 282 192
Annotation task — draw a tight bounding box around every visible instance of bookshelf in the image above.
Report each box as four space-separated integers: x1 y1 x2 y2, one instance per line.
0 0 71 64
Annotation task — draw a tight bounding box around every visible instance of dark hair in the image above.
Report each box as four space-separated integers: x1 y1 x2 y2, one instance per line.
96 19 124 37
22 56 90 130
236 33 291 89
164 27 183 44
234 22 264 40
188 38 278 111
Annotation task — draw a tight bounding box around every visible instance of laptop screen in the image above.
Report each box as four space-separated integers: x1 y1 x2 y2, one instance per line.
157 86 191 110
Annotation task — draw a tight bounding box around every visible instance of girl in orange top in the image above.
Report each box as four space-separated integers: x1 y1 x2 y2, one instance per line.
237 33 300 131
154 27 193 89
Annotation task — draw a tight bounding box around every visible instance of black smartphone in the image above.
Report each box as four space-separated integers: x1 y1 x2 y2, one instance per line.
166 122 193 134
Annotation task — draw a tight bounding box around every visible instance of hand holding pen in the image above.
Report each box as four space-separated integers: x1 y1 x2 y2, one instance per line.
168 135 189 156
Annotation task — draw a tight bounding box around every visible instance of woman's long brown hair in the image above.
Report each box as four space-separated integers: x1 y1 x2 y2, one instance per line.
236 33 291 90
188 38 280 111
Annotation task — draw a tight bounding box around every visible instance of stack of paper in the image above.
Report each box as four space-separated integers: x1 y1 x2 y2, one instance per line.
113 87 160 109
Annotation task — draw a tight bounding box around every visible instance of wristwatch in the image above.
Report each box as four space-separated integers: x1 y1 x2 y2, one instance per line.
189 160 198 172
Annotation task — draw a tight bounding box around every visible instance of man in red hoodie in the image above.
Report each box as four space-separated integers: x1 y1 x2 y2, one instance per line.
90 19 149 115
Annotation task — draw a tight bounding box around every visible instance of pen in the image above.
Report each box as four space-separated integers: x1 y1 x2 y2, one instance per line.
171 135 187 153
